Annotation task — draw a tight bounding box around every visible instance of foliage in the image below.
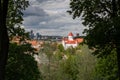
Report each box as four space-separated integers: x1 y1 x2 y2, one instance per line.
7 0 29 39
94 47 118 80
68 0 120 52
39 43 96 80
39 42 58 80
41 42 56 58
1 0 37 80
76 45 96 80
6 43 42 80
65 47 76 54
60 55 79 80
68 0 120 79
58 44 65 52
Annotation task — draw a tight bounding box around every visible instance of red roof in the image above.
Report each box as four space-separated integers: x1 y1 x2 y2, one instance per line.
75 38 83 43
62 32 84 45
65 40 77 44
28 40 37 46
68 32 74 36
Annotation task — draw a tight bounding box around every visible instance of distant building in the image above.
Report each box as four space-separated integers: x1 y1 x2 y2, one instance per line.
27 40 44 52
29 30 34 39
11 35 44 52
62 32 83 49
36 32 41 40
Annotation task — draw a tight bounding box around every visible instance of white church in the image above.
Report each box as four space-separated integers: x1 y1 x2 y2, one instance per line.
62 32 83 49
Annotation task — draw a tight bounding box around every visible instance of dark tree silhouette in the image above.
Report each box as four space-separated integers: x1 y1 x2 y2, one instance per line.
68 0 120 79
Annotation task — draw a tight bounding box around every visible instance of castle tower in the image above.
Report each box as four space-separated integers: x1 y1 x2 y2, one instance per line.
68 32 74 40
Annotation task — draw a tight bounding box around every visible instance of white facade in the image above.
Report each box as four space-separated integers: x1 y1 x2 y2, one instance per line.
62 32 78 49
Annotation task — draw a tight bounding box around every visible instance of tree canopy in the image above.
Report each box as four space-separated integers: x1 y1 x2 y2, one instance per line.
68 0 120 49
39 43 96 80
0 0 30 80
94 47 118 80
7 0 29 39
6 43 42 80
68 0 120 79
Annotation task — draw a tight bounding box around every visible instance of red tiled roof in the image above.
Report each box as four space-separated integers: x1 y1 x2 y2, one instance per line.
28 40 37 46
62 32 84 45
63 38 83 44
75 38 83 43
65 40 77 44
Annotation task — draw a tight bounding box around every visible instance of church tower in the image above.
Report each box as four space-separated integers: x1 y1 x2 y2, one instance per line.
68 32 74 40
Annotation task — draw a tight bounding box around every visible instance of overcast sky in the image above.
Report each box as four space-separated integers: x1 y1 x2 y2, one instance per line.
22 0 85 36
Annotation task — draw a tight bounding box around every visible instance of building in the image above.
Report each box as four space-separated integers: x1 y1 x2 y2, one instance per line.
62 32 83 49
27 40 44 52
11 35 44 52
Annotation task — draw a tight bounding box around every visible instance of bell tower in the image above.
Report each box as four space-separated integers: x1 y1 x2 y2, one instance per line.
68 32 73 40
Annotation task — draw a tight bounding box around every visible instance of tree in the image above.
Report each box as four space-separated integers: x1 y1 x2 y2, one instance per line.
39 42 58 80
0 0 29 80
0 0 10 80
94 46 118 80
6 43 42 80
7 0 29 39
39 42 96 80
58 44 65 52
59 55 79 80
68 0 120 79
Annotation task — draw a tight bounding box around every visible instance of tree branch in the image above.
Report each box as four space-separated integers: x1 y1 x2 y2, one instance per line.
100 1 112 15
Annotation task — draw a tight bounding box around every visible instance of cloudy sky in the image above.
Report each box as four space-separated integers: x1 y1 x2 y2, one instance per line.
23 0 85 36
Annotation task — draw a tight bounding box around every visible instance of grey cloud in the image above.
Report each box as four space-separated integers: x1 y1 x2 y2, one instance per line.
23 0 85 36
36 0 62 3
36 0 50 3
23 16 41 26
23 6 48 17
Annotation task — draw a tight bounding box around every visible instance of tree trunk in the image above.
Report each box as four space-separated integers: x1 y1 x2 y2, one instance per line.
0 0 9 80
